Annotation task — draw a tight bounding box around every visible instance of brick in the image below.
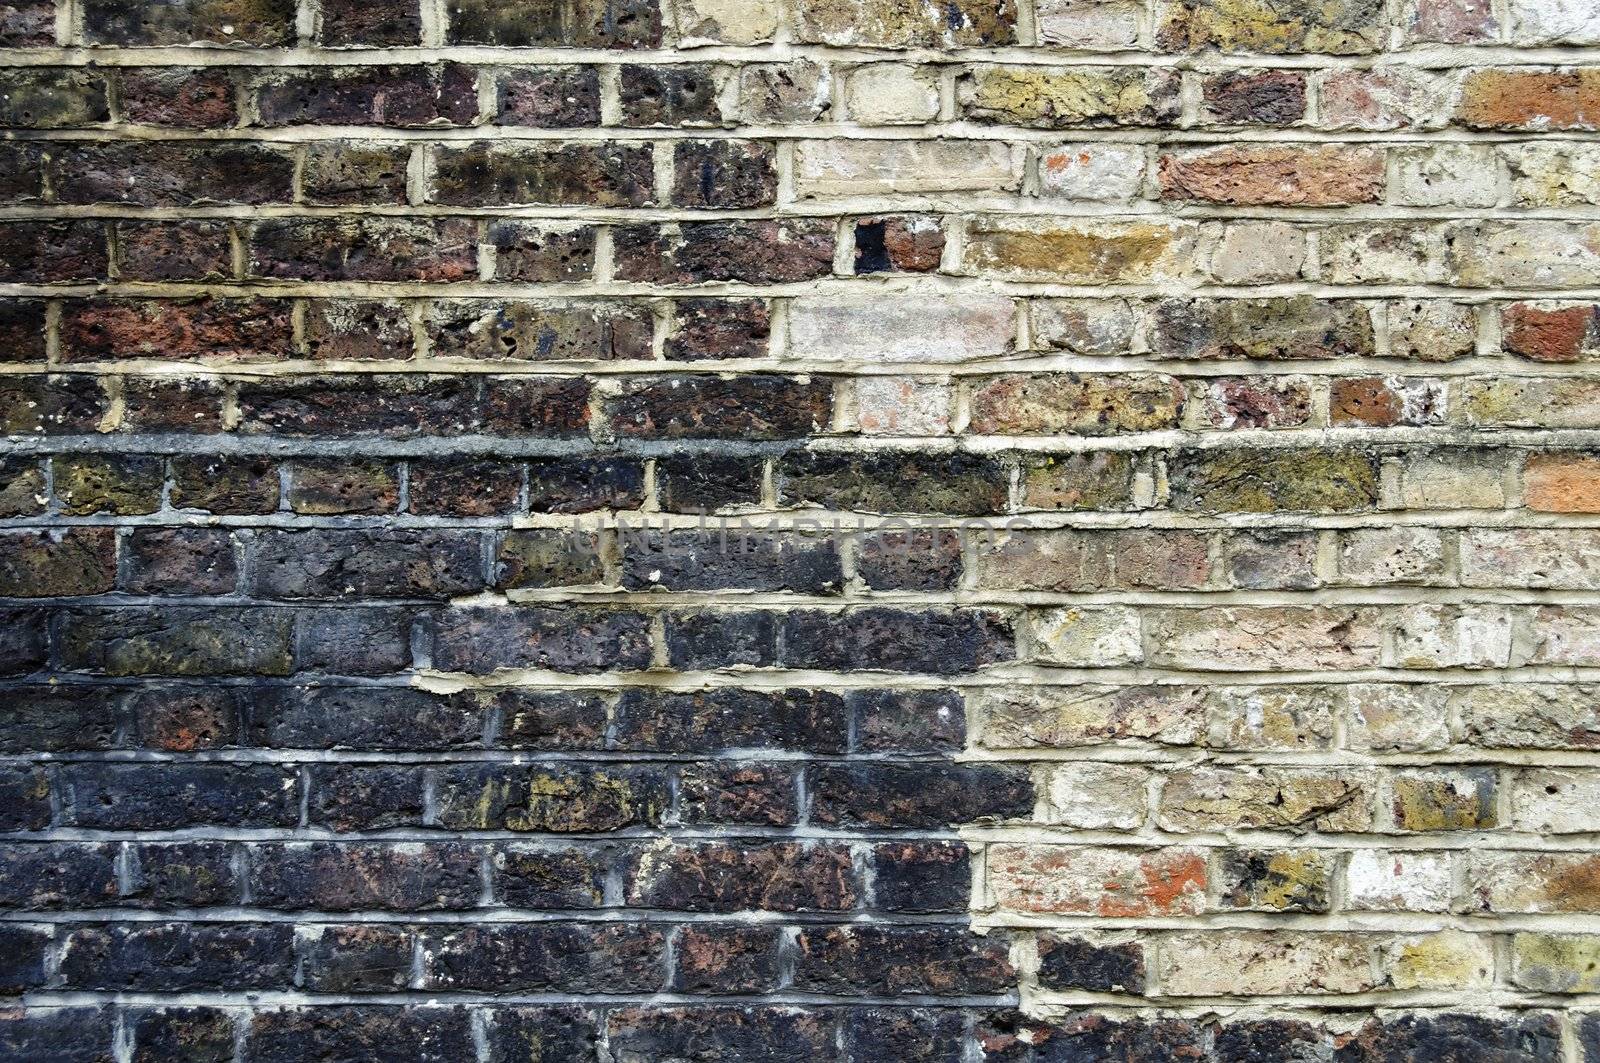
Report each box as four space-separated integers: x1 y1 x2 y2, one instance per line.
61 297 291 362
1391 768 1498 830
256 65 476 126
435 764 667 831
674 924 782 992
797 138 1016 196
1508 144 1600 206
433 606 651 673
619 63 729 126
1021 451 1137 510
792 925 1014 995
61 762 299 828
430 299 647 359
1458 683 1600 748
976 684 1206 748
988 845 1207 916
809 763 1033 827
52 455 165 516
127 842 240 907
968 373 1183 435
1159 145 1384 205
1210 221 1307 283
1036 934 1146 993
0 608 50 677
249 217 477 282
739 59 832 123
250 528 484 599
607 375 832 439
1391 144 1499 207
1389 300 1477 361
872 841 970 912
50 142 295 206
680 763 797 825
790 292 1013 363
1199 70 1306 125
964 217 1200 282
1320 222 1439 284
0 927 52 993
527 458 644 513
59 606 296 676
0 220 107 282
286 459 398 515
1157 931 1375 995
1157 0 1385 52
1167 448 1379 512
623 841 858 911
1411 0 1497 40
675 0 777 44
248 1006 475 1063
431 142 654 207
124 528 239 595
0 528 116 597
129 1007 236 1063
1040 763 1149 828
447 0 662 45
1503 302 1600 361
0 843 118 909
0 684 123 752
1348 684 1452 752
319 0 420 43
780 607 1015 673
1346 849 1452 911
0 0 53 45
614 688 846 752
1159 766 1374 831
977 529 1209 591
1192 376 1313 429
0 300 47 363
1457 68 1600 130
613 219 836 283
251 842 480 910
83 0 296 44
1038 144 1146 201
960 66 1179 127
607 1007 835 1061
791 0 1016 46
407 458 522 515
115 221 232 281
845 64 939 124
1470 851 1600 913
302 142 411 205
1526 452 1600 512
120 68 237 128
300 925 412 992
778 450 1011 514
1209 685 1336 750
60 923 294 990
1218 849 1331 912
1037 0 1143 46
495 66 601 126
494 844 607 908
495 528 605 589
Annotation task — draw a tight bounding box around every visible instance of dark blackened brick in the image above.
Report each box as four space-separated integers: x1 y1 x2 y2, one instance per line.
0 300 47 363
54 456 164 516
614 688 847 752
0 68 108 127
0 843 118 910
781 607 1015 674
132 686 241 750
249 686 481 750
657 455 763 512
620 64 727 126
480 376 594 436
854 215 945 273
976 1013 1207 1062
623 841 858 912
675 924 783 993
431 142 654 207
0 220 108 282
60 296 291 362
496 66 602 127
0 765 51 830
62 763 299 829
124 528 239 595
485 224 599 282
318 0 421 45
664 609 777 668
680 763 798 825
59 922 295 990
250 528 485 599
0 606 47 676
422 923 666 992
620 529 841 591
1200 70 1308 126
0 1006 116 1062
429 299 646 360
120 68 238 128
0 527 117 597
528 457 645 512
872 841 971 913
0 0 54 46
130 1007 236 1063
0 376 106 435
855 527 964 591
83 0 296 44
1035 934 1146 993
302 142 412 206
249 842 482 911
0 925 50 992
247 1006 476 1063
493 844 607 908
286 459 400 514
408 458 523 515
249 217 477 282
256 65 477 126
59 606 295 676
1216 1019 1331 1062
0 142 43 202
673 140 777 207
606 1006 835 1061
125 842 240 908
489 689 609 750
484 1007 601 1063
1342 1012 1561 1062
294 606 415 674
609 375 833 440
448 0 662 46
115 221 232 281
306 298 414 360
843 1009 965 1063
307 765 426 831
300 925 413 992
240 377 477 437
120 378 225 433
434 764 668 831
778 450 1011 514
494 528 607 589
667 299 770 362
50 142 295 206
850 688 967 753
0 684 122 751
432 606 652 673
170 456 279 514
613 220 836 284
809 763 1034 827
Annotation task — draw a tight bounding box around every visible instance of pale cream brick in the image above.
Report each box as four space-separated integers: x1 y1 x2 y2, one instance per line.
1390 145 1500 208
1206 685 1336 750
974 685 1208 748
1037 144 1146 202
1388 604 1517 669
1511 768 1600 833
1383 930 1493 990
1210 221 1306 285
1461 528 1600 589
1036 0 1143 47
795 139 1018 197
1337 527 1448 586
1039 763 1149 828
1347 684 1452 752
788 293 1015 363
1346 850 1453 911
853 377 951 435
1029 606 1144 666
844 64 940 125
1157 932 1376 996
672 0 779 44
988 844 1208 916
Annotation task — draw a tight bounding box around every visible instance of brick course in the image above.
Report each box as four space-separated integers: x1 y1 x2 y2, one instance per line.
3 0 1600 1056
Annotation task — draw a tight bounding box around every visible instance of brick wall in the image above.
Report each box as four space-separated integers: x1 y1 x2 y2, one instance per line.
3 0 1600 1058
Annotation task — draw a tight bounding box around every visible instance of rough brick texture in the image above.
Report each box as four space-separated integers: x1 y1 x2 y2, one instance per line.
2 0 1599 1057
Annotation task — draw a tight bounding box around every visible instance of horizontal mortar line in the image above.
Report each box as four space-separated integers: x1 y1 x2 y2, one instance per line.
11 747 1600 768
6 41 1600 65
10 989 1020 1008
16 124 1600 146
0 909 978 926
10 279 1600 300
10 355 1600 379
1020 990 1600 1009
10 511 1600 533
16 200 1600 222
2 587 1585 609
977 912 1600 933
3 426 1599 458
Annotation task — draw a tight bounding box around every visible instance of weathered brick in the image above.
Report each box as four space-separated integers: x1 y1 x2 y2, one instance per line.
1160 765 1374 831
1167 448 1379 512
1457 67 1600 130
793 925 1014 995
969 373 1183 435
810 763 1033 827
613 220 836 283
448 0 663 45
62 297 291 362
792 0 1015 45
433 606 652 673
778 450 1010 514
961 66 1178 127
431 142 654 207
62 762 299 828
989 845 1207 916
435 764 668 831
607 375 833 440
251 842 481 910
84 0 296 44
496 66 602 127
302 142 412 205
1157 0 1385 52
255 65 477 126
51 142 295 206
623 841 858 911
1160 145 1384 205
964 216 1200 282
